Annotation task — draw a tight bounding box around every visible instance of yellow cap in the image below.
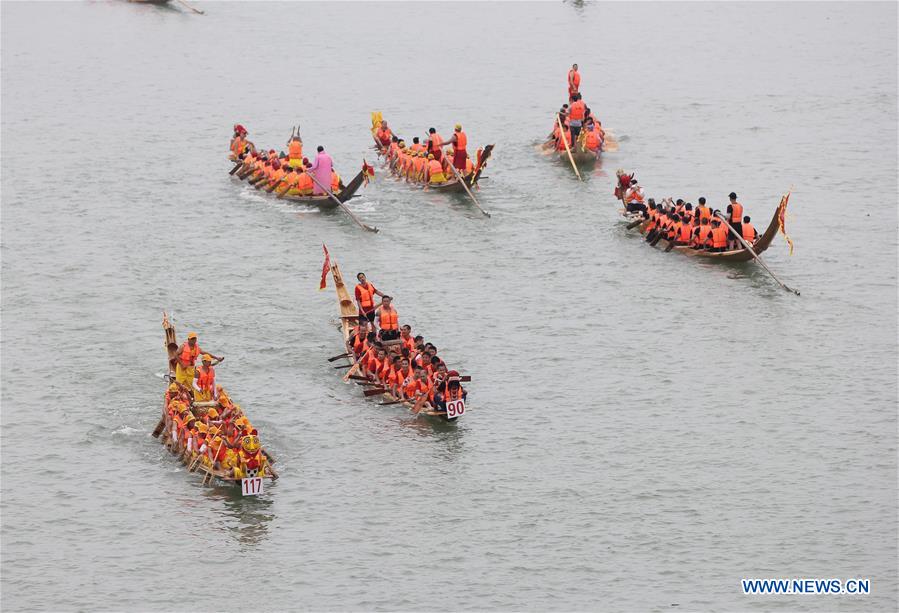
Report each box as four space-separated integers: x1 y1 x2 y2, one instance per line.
455 124 462 130
207 408 219 419
202 354 212 362
196 422 209 432
428 154 434 160
168 383 178 392
187 332 198 339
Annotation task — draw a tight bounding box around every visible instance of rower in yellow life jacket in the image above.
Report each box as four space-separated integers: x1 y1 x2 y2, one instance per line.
175 332 222 388
287 136 303 168
427 154 446 184
194 354 222 402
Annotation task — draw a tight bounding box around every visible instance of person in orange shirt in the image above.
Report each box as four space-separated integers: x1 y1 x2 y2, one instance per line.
355 272 384 325
375 121 392 147
565 93 587 146
375 295 400 341
399 325 415 353
568 63 581 102
194 354 222 401
427 128 443 161
741 216 758 245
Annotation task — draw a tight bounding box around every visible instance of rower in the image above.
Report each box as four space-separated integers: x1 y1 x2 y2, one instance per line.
566 93 586 147
175 332 222 389
440 124 468 172
426 154 447 184
376 121 392 148
355 273 384 326
567 63 581 102
410 136 423 153
194 354 222 401
434 370 467 413
707 218 728 252
696 197 711 223
624 179 647 214
287 134 303 168
399 324 415 352
584 118 602 152
427 128 443 161
375 295 400 341
725 192 744 250
741 215 758 244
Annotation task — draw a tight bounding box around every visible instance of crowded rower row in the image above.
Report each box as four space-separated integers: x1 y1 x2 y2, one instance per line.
616 170 759 252
348 272 467 413
374 119 486 185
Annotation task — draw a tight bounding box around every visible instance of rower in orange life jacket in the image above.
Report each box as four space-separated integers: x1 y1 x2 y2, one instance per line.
696 196 711 223
435 370 467 413
566 93 587 147
354 272 384 325
376 120 393 147
624 179 647 214
426 154 446 184
725 191 744 249
194 354 221 402
741 215 758 244
567 63 581 102
427 128 443 161
375 295 400 341
287 136 303 169
707 219 728 251
440 124 468 171
175 332 222 388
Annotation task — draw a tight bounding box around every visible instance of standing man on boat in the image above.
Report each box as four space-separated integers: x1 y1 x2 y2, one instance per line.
286 133 303 168
308 146 333 195
355 273 384 325
375 295 400 341
625 179 647 214
440 124 468 172
427 128 443 161
568 63 581 102
175 332 223 389
565 94 587 147
725 192 744 250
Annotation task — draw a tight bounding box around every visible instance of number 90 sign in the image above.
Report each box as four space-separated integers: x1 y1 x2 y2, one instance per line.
446 399 465 419
241 477 263 496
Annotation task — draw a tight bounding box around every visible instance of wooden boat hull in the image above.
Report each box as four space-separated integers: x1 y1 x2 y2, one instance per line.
233 168 365 209
559 148 600 165
619 195 786 263
329 259 459 422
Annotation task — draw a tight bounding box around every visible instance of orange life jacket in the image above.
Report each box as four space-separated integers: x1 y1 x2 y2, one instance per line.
356 283 375 310
569 100 586 121
288 140 302 160
376 128 391 145
196 365 215 391
429 133 442 152
179 343 200 368
585 130 600 150
231 137 244 157
678 223 692 243
428 159 443 176
711 226 727 248
331 171 340 191
380 307 398 331
568 69 580 91
742 223 756 242
297 173 313 192
455 131 467 151
730 201 744 223
697 205 711 222
627 187 645 204
444 386 464 401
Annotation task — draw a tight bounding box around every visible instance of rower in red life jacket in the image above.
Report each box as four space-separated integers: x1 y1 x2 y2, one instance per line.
427 128 443 161
439 124 468 172
725 192 744 250
354 272 384 326
194 354 222 402
376 121 393 148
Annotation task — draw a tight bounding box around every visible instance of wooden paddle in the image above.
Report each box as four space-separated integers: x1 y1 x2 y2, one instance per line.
556 116 583 181
333 363 352 369
342 360 363 382
152 417 165 438
229 161 243 175
306 171 379 233
626 218 644 230
715 212 800 295
378 399 406 406
444 160 491 217
363 387 387 397
348 374 373 382
411 394 428 415
175 0 204 14
328 352 350 362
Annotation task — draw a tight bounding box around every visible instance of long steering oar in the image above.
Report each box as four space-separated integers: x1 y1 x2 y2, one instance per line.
306 172 379 233
556 116 582 181
175 0 204 14
715 212 800 295
445 159 491 217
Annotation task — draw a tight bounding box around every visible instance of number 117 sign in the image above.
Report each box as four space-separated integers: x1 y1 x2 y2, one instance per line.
241 477 263 496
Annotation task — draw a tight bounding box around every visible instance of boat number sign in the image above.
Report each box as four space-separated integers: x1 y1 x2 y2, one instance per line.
446 399 465 419
241 477 263 496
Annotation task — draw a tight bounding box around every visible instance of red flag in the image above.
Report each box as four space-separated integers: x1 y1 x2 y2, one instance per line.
362 160 375 185
777 192 794 256
319 244 330 290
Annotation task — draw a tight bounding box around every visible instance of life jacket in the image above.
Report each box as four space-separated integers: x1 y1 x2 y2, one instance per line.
627 187 645 204
697 205 711 222
711 226 727 248
742 223 756 242
569 100 586 121
455 131 467 151
196 365 215 391
353 334 365 354
331 171 340 192
465 158 473 175
380 307 399 331
357 283 376 310
678 223 692 243
444 386 465 401
585 130 600 150
231 137 244 157
568 69 580 91
376 128 391 146
730 201 744 223
557 131 572 151
179 343 200 368
429 133 442 153
428 159 443 176
297 173 313 192
288 140 302 160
